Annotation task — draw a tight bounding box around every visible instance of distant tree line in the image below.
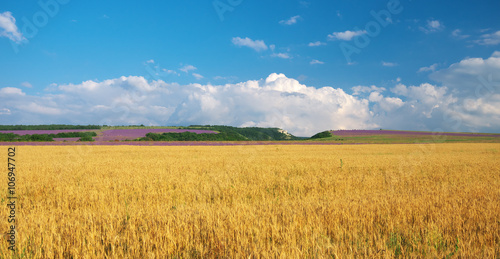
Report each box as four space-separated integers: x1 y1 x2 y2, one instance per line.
185 125 301 141
137 131 247 141
0 132 97 142
135 126 310 141
0 125 101 130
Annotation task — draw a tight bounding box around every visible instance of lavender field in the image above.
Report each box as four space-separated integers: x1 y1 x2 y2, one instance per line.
332 130 500 137
0 128 218 142
94 129 217 141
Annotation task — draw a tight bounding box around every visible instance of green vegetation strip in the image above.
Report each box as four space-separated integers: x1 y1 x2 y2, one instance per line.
0 132 97 142
0 125 101 130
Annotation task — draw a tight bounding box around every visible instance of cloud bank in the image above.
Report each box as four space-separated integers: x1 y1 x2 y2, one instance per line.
1 53 499 136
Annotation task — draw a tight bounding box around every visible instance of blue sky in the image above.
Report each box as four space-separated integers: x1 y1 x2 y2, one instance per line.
1 0 499 136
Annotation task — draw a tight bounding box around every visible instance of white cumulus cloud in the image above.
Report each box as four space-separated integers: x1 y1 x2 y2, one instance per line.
279 15 301 26
0 11 25 43
474 30 500 45
0 87 25 96
418 63 438 73
21 82 33 88
0 74 378 136
232 37 268 52
308 41 325 47
451 29 469 39
180 65 197 73
192 73 204 80
429 51 500 96
310 59 324 65
382 61 398 67
271 53 291 59
352 85 386 95
2 62 500 135
420 19 444 33
328 30 366 41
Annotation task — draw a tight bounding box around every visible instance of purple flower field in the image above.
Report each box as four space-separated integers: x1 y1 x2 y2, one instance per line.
0 130 94 135
0 128 218 141
332 130 500 137
95 129 218 141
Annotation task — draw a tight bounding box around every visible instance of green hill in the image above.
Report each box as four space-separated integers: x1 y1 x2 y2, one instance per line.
184 125 301 141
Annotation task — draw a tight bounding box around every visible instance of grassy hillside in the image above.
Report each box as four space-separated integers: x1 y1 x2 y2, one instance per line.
185 125 302 141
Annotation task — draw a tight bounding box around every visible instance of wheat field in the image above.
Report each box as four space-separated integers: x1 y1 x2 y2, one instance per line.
1 143 499 258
